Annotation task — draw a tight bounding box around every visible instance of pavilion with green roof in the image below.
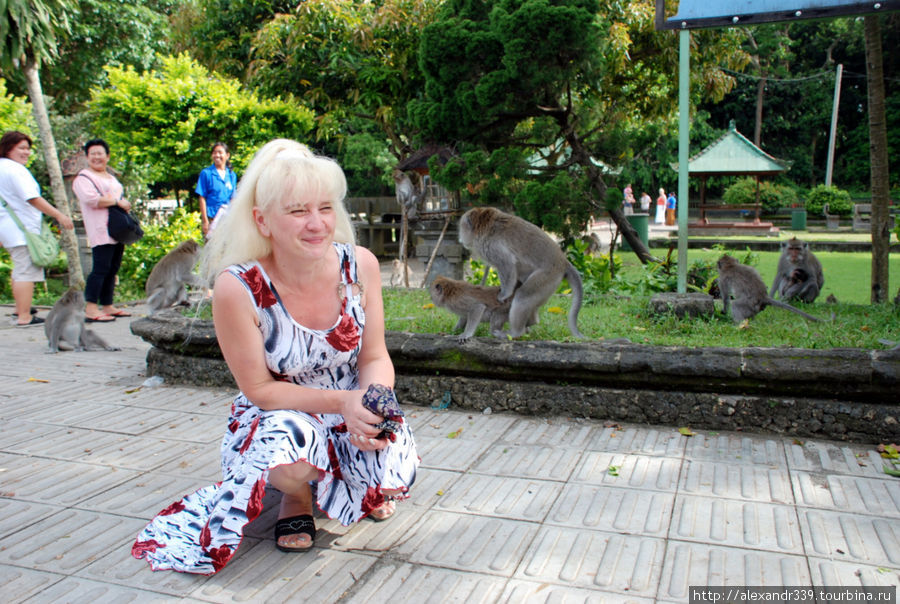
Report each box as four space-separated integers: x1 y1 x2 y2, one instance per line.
673 120 790 230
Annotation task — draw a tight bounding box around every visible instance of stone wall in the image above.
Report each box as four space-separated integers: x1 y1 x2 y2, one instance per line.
132 312 900 443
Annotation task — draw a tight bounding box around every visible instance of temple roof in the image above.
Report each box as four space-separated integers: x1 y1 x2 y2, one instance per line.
672 121 790 176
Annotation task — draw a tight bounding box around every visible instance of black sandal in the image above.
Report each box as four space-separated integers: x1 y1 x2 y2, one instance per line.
274 514 316 552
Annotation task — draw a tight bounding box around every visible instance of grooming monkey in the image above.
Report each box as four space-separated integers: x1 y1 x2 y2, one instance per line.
429 275 515 342
45 289 119 353
717 255 822 324
145 240 203 313
770 237 824 303
458 207 585 339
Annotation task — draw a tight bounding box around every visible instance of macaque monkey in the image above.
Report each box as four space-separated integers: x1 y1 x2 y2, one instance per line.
458 207 585 339
429 276 513 342
389 258 412 287
581 232 603 255
145 240 203 312
717 255 822 324
45 289 119 353
770 237 824 303
393 169 422 221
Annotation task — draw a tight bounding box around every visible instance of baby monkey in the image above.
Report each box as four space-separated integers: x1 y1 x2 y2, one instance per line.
429 276 513 342
717 255 822 324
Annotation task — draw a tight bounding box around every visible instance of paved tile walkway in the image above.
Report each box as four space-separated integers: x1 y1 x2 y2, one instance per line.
1 304 898 603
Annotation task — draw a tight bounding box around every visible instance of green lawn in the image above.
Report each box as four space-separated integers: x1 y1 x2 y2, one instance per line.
626 248 900 305
384 244 900 349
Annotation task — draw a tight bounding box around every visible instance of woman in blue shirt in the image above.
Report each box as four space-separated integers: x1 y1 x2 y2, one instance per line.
195 142 237 235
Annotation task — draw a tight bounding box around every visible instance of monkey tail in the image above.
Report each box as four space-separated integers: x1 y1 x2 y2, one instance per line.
767 298 822 322
564 261 586 338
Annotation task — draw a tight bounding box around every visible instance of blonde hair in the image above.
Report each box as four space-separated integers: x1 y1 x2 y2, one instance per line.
200 139 355 283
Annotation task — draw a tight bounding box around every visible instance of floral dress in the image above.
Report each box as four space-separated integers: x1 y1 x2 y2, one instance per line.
132 243 419 574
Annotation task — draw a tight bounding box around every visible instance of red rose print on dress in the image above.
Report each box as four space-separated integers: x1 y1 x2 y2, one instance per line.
207 545 232 573
132 539 165 557
326 312 359 351
360 486 384 515
240 266 277 308
159 500 185 516
246 477 266 522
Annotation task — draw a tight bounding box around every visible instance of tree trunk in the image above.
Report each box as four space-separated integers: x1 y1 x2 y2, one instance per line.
23 56 85 290
754 76 766 146
864 16 890 304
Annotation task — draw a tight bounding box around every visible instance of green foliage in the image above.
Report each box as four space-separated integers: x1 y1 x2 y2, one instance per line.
88 54 316 194
0 0 73 71
566 239 620 299
894 215 900 243
413 1 747 246
806 184 852 217
466 259 500 287
6 0 174 112
116 207 202 300
0 79 34 133
723 177 799 214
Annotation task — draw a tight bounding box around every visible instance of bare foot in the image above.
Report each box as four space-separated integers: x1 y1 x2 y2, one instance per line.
276 492 314 550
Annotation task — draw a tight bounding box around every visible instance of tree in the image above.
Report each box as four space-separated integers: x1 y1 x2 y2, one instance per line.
0 0 84 287
411 0 747 259
87 54 317 198
248 0 442 162
865 15 891 304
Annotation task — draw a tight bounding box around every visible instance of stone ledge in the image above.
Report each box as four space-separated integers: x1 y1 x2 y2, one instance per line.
132 313 900 442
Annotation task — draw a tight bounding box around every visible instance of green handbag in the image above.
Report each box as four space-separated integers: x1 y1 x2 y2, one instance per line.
1 196 60 267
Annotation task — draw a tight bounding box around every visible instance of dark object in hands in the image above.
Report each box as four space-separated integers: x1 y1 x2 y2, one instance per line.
361 384 405 442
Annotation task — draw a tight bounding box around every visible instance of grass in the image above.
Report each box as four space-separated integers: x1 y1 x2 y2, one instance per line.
384 245 900 349
384 286 900 349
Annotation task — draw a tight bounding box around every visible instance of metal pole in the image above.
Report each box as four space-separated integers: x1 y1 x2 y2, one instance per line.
677 29 690 293
825 64 843 187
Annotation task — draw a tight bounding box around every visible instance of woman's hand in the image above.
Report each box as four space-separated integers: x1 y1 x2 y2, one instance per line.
118 199 132 211
341 389 390 450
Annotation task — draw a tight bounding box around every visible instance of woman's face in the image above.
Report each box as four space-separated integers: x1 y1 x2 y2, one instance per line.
86 145 109 171
256 194 337 259
211 146 229 169
6 140 32 165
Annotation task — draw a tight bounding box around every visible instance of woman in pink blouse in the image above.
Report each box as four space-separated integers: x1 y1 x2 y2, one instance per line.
72 139 132 322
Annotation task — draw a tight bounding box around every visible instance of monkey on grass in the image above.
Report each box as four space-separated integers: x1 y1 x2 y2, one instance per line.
716 255 823 324
45 289 119 353
458 206 585 339
429 275 517 342
770 237 824 303
145 240 203 313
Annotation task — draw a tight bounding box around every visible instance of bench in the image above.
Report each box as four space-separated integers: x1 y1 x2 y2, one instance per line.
822 204 840 230
852 203 871 231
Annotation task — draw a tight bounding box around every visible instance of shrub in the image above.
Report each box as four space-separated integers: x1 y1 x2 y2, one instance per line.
806 184 852 216
117 207 202 300
722 178 797 215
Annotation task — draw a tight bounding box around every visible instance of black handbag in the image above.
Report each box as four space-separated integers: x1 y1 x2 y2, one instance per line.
107 205 144 245
77 171 144 245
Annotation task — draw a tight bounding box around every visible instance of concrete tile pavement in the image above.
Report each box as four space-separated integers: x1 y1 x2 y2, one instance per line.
1 303 899 603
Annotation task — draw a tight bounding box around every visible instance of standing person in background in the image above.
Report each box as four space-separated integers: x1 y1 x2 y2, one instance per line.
639 191 651 214
665 190 677 226
195 142 237 236
623 183 635 215
655 188 666 224
0 131 74 326
73 138 132 322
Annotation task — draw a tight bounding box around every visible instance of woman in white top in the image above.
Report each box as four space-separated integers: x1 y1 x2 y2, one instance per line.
0 131 74 326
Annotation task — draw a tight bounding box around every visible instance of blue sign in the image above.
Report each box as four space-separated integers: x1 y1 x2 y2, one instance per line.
656 0 898 29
